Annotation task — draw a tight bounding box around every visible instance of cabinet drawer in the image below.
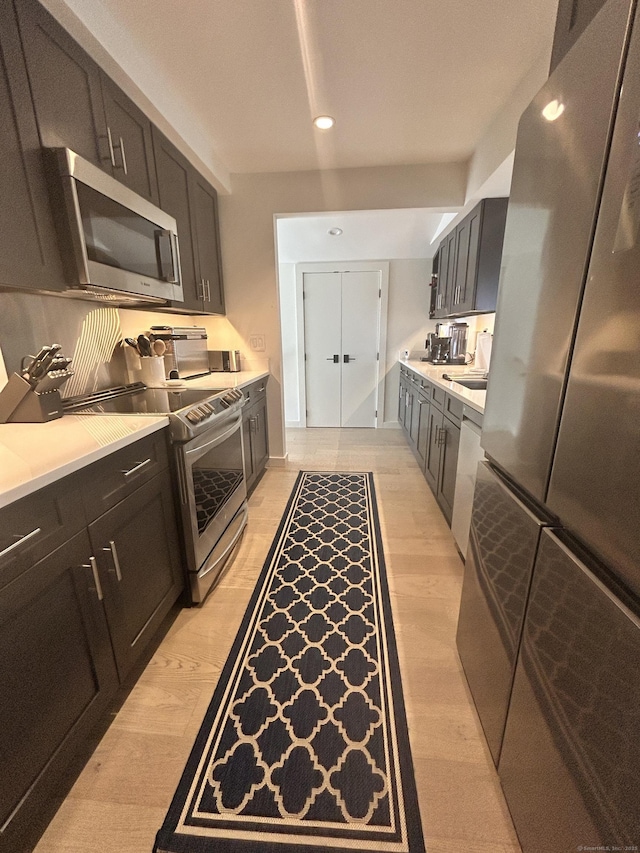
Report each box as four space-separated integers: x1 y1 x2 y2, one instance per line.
0 475 86 592
431 384 446 409
462 404 483 429
243 378 267 409
444 394 463 426
80 430 169 522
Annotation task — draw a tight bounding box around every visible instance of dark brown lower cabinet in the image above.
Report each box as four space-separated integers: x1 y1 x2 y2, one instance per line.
0 430 185 853
242 380 269 494
424 402 442 492
400 368 463 526
0 530 118 853
87 469 183 681
414 392 430 468
436 414 461 523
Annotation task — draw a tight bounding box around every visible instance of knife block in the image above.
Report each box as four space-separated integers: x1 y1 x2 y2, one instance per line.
0 373 64 424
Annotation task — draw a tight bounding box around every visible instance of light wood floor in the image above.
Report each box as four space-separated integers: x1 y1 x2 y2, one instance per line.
34 428 521 853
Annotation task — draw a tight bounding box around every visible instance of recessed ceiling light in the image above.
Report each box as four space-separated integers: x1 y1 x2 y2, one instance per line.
313 115 335 130
542 99 565 121
328 227 343 236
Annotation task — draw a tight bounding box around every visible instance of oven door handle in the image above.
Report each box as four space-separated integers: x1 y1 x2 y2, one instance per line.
184 416 242 457
198 502 248 582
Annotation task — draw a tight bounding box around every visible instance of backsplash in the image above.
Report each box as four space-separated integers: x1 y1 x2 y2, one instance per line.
0 290 258 397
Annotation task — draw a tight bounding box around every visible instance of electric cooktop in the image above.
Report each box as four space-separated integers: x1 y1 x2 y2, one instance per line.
62 383 245 441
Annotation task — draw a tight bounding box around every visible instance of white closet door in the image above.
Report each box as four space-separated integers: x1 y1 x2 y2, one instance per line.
303 272 342 427
341 271 380 428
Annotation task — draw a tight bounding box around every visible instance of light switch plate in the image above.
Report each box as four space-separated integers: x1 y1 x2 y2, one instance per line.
250 334 266 352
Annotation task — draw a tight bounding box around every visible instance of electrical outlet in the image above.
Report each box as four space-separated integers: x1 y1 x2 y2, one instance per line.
250 334 266 352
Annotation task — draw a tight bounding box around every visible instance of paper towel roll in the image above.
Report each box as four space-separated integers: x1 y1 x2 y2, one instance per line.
475 332 493 373
0 343 7 390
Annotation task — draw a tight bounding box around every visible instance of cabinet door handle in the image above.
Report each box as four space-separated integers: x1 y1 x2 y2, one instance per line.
0 527 41 559
106 126 116 167
118 137 128 175
121 458 152 478
326 355 339 362
83 556 104 601
102 539 122 581
257 385 264 392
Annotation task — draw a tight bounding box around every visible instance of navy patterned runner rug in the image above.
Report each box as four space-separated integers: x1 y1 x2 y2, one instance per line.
155 471 425 853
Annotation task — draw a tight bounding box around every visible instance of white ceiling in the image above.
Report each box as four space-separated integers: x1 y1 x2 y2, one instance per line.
53 0 559 176
276 209 457 262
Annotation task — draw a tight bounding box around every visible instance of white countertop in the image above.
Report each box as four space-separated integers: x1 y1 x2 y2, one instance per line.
0 415 168 510
0 370 271 510
401 359 486 415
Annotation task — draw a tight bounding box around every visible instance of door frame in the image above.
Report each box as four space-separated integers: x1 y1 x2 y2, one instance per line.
296 261 389 428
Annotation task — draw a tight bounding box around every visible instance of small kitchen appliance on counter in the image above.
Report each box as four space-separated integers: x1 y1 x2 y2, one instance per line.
149 326 210 379
423 323 468 364
209 350 241 372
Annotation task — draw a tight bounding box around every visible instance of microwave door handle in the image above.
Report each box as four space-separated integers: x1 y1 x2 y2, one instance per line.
64 177 91 284
155 229 179 283
169 232 180 284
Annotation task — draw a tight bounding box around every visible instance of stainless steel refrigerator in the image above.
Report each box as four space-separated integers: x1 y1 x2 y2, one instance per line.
456 0 640 849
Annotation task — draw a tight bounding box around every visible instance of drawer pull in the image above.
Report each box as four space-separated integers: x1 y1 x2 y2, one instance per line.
103 540 122 581
0 527 41 558
257 385 265 392
121 458 152 478
84 556 103 601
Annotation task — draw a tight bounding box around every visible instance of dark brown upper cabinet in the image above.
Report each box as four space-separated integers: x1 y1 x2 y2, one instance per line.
190 171 225 315
8 0 225 311
550 0 608 72
16 0 159 204
100 74 159 204
15 0 110 168
0 1 66 291
434 197 508 319
153 127 225 314
153 127 206 312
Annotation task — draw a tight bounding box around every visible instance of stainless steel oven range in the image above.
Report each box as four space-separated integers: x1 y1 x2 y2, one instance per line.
63 383 247 603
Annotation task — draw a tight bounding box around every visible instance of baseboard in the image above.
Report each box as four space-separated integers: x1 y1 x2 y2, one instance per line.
267 454 288 467
381 421 402 429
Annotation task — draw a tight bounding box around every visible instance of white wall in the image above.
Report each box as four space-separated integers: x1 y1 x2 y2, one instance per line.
383 260 437 423
218 161 467 459
465 47 551 203
278 263 299 426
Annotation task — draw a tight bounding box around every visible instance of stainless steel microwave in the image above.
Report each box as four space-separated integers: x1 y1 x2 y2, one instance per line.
49 148 183 305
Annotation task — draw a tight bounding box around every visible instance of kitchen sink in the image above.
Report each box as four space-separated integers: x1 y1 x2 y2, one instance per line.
453 377 488 390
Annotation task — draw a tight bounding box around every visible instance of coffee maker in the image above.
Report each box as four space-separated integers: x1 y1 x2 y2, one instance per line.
424 323 468 365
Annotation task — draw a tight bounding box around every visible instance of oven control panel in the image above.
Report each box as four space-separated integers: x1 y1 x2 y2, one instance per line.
174 387 245 439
